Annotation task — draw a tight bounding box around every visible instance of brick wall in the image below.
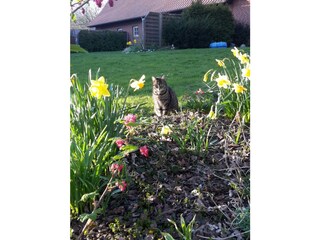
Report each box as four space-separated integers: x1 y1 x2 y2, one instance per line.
95 19 143 44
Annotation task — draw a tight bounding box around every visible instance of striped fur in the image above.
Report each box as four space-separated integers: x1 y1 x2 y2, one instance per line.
152 76 179 116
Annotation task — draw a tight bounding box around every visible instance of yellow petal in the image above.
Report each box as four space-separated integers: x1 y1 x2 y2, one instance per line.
207 106 216 120
137 81 144 89
161 126 172 135
97 76 105 83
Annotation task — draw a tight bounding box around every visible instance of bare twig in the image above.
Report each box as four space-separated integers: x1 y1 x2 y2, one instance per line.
208 197 231 222
71 0 90 15
197 230 250 239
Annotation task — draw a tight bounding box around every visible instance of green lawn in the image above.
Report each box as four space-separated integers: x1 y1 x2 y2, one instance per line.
70 48 250 115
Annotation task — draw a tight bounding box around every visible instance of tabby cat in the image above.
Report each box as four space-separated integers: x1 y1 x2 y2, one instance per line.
152 76 179 116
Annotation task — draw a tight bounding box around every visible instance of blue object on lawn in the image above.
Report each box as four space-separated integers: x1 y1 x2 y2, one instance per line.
209 42 227 48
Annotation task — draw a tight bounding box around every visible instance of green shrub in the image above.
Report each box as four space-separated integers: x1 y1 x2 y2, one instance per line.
233 23 250 47
163 1 235 48
78 30 127 52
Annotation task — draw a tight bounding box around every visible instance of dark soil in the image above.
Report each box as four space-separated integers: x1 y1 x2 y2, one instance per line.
71 112 250 240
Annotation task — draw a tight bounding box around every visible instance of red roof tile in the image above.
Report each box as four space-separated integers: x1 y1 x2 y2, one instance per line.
88 0 226 27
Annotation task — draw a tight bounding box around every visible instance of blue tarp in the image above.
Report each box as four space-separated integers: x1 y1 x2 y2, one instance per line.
209 42 227 48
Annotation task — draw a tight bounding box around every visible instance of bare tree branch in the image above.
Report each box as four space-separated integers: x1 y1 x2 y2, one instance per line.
71 0 91 15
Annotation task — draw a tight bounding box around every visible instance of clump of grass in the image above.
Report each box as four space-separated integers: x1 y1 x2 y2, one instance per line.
71 44 88 53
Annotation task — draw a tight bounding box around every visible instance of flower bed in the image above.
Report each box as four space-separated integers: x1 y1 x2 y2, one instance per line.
70 47 250 239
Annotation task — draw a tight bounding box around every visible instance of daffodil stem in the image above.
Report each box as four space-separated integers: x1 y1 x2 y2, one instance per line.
215 94 221 117
78 176 114 239
120 84 131 115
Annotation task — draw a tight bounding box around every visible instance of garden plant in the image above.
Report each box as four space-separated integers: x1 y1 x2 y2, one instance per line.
70 47 250 240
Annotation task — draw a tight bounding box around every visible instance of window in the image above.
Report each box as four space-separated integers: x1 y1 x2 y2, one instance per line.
133 26 139 37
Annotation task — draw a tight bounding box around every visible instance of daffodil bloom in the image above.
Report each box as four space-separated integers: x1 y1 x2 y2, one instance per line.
207 106 216 120
89 76 110 99
216 59 225 67
130 75 145 91
233 83 247 94
242 66 250 79
70 74 76 87
127 41 132 46
215 74 231 89
203 69 212 82
231 47 240 58
133 39 137 44
239 53 250 64
160 125 172 135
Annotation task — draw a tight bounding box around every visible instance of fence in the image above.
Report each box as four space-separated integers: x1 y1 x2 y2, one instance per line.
143 12 181 48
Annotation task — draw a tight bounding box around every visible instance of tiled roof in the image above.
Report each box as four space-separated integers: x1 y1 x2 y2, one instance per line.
88 0 226 27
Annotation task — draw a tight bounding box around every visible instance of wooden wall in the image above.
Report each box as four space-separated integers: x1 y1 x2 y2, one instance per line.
144 12 181 48
144 12 161 48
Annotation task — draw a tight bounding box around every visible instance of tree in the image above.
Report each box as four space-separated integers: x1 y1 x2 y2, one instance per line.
71 2 105 28
70 0 118 21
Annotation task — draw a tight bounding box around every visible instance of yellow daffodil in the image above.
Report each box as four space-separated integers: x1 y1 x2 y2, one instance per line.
207 106 216 120
242 66 250 79
160 125 172 135
70 74 76 87
215 74 231 89
130 75 145 91
133 39 137 44
215 59 225 67
233 83 247 94
127 41 132 46
231 47 240 58
239 53 250 64
89 76 110 99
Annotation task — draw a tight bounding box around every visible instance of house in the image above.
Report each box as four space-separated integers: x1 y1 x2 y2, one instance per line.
87 0 250 48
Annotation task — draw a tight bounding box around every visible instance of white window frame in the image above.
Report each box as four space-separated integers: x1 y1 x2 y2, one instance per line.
133 26 139 37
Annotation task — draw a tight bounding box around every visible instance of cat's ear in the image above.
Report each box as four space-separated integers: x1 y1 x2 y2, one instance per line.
152 76 156 83
161 75 166 80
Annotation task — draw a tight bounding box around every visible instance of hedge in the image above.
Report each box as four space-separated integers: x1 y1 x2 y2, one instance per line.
78 30 127 52
232 23 250 47
163 1 235 48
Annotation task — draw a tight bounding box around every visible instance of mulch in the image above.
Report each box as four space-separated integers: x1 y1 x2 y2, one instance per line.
71 112 250 240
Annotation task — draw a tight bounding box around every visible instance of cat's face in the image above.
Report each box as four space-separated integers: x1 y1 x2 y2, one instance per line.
152 76 167 95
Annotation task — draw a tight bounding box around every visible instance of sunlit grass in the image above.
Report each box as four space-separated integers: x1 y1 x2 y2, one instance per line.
70 48 250 115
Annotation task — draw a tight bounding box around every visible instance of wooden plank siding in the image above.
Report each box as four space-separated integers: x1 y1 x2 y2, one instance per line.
144 12 161 48
143 12 182 48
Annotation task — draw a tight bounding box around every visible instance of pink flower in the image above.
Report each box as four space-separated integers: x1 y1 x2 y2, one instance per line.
139 145 149 157
109 163 124 175
95 0 103 8
195 88 204 95
115 139 125 149
116 181 127 192
123 114 137 129
123 114 137 125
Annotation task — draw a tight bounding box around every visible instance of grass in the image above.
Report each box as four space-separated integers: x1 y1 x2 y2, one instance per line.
71 44 88 53
70 48 250 114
